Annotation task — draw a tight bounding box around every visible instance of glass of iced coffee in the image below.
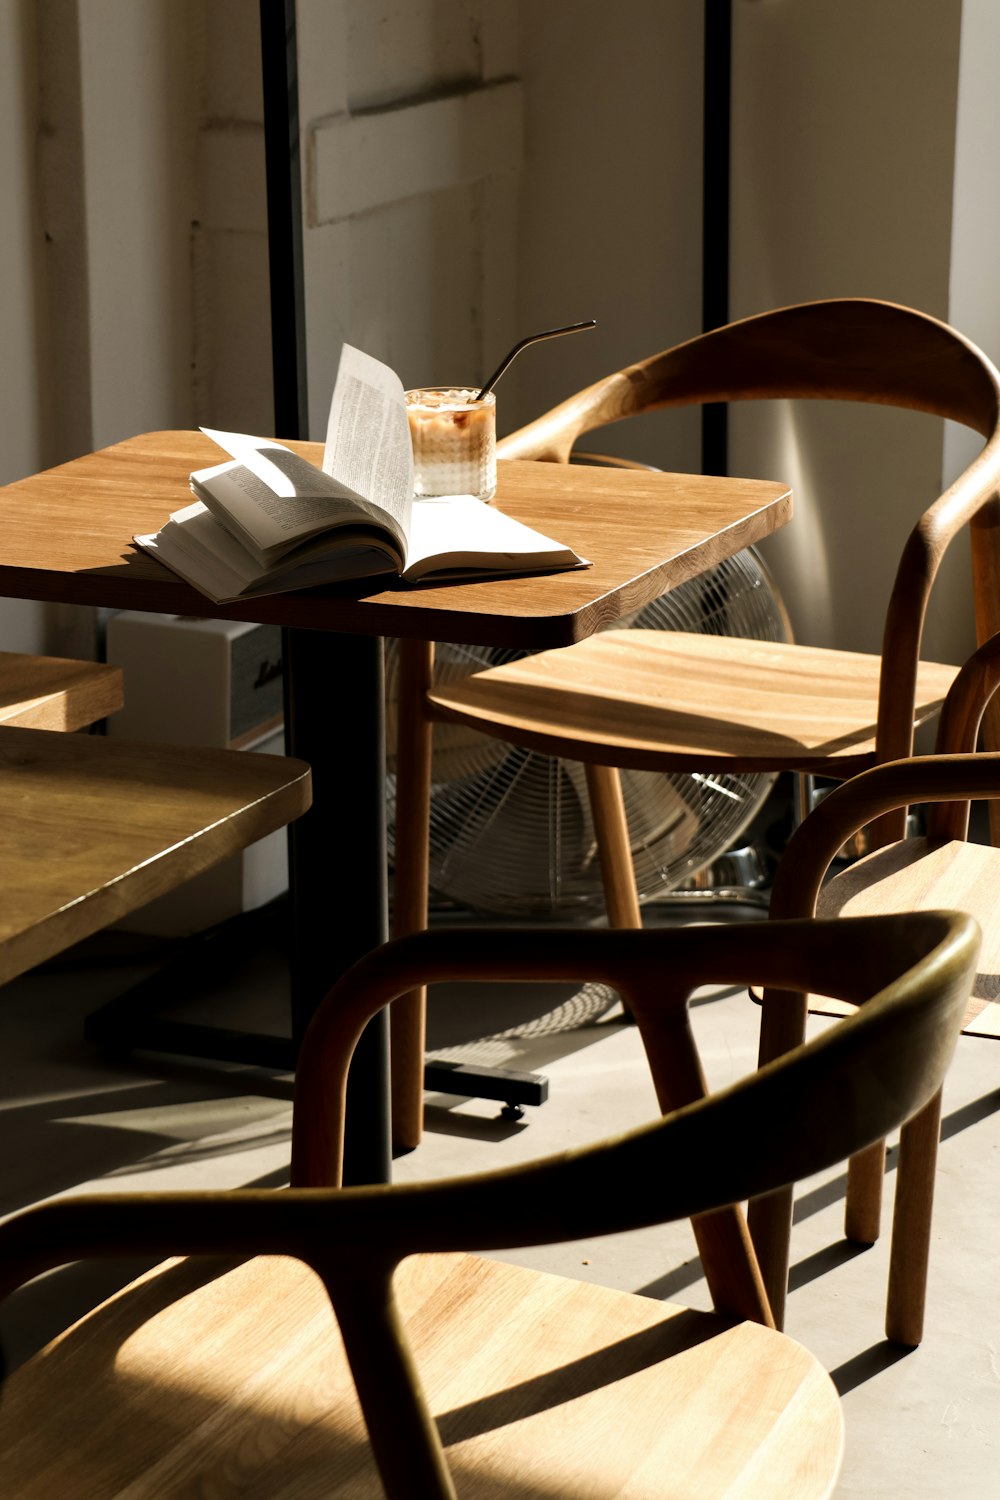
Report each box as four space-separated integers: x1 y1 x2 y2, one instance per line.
405 387 497 502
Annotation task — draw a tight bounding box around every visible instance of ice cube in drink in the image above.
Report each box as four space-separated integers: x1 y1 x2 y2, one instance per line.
405 387 497 501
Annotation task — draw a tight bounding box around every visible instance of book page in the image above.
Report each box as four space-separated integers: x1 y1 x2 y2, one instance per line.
193 429 407 564
323 344 414 533
135 502 397 603
401 496 588 582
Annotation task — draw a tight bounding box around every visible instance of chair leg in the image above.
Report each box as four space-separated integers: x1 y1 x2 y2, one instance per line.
584 762 643 929
584 762 641 1022
982 695 1000 845
640 1010 774 1326
793 771 815 829
746 985 810 1328
390 638 435 1154
885 1086 943 1346
845 1141 886 1244
746 1187 795 1329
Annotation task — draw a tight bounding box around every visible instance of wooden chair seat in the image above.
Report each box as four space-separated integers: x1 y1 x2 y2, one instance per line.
810 838 1000 1037
0 725 310 984
427 630 959 775
0 913 978 1497
0 650 122 731
0 1251 841 1499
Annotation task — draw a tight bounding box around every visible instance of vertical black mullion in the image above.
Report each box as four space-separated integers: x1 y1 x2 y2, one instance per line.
258 0 306 793
258 3 391 1183
259 0 308 440
702 0 732 477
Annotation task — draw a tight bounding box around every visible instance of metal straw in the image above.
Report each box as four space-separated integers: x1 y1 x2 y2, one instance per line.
476 319 596 401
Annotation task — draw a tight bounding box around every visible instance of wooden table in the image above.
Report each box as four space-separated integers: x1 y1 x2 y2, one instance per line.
0 430 791 1180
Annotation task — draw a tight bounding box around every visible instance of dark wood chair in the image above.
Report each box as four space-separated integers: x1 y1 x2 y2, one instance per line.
390 298 1000 1151
751 628 1000 1344
0 910 978 1498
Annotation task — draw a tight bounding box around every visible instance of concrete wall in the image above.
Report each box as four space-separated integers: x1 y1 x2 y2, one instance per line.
0 0 198 655
0 0 996 668
509 0 703 472
298 0 522 439
295 0 703 471
193 0 271 435
943 0 1000 487
0 0 49 650
729 0 972 662
0 0 269 654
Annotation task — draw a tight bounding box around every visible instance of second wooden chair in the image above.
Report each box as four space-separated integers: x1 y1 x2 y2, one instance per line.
391 297 1000 1150
750 629 1000 1344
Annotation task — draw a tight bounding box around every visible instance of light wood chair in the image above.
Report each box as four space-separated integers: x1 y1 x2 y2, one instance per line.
0 724 310 987
0 911 978 1499
751 629 1000 1344
391 297 1000 1150
0 649 122 731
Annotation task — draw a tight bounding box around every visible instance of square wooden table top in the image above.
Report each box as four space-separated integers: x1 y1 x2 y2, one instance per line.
0 431 792 650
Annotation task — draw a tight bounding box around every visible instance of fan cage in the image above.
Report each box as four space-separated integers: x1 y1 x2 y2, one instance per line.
387 547 788 918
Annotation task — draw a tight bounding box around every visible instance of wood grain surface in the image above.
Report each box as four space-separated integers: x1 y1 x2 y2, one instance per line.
813 837 1000 1035
0 1251 842 1499
428 630 960 774
0 432 791 648
0 726 311 986
0 651 123 731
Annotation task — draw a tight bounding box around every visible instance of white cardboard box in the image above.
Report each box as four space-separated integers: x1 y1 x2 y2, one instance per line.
106 611 287 935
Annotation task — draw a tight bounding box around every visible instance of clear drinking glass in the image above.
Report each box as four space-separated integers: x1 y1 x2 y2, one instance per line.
405 387 497 501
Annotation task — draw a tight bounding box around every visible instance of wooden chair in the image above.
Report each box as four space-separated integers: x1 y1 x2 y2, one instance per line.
0 649 122 730
0 911 977 1499
391 297 1000 1150
0 724 310 987
748 629 1000 1346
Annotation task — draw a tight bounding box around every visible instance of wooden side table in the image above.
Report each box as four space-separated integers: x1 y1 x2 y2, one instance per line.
0 432 791 1180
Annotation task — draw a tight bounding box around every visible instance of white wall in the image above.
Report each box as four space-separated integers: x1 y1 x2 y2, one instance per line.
0 0 49 649
296 1 704 473
1 0 45 479
0 0 269 654
509 0 703 472
730 0 970 662
193 0 271 434
943 0 1000 488
1 0 996 668
74 0 197 449
298 0 522 439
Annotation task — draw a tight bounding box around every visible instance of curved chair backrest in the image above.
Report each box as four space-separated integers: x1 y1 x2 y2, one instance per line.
498 299 1000 461
290 912 976 1216
768 627 1000 921
498 298 1000 764
932 627 1000 758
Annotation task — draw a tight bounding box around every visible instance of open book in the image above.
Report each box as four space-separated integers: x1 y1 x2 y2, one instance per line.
135 345 588 603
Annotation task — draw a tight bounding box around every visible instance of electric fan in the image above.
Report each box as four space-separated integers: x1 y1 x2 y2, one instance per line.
386 545 790 918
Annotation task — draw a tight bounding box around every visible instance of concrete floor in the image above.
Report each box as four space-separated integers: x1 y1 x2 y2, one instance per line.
0 902 998 1496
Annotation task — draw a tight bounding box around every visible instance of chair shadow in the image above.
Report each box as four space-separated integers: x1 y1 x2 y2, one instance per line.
787 1238 870 1293
435 1308 720 1446
3 1247 686 1500
829 1341 913 1396
0 1071 293 1221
